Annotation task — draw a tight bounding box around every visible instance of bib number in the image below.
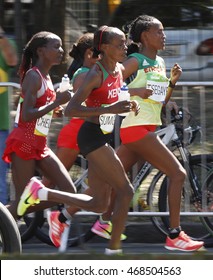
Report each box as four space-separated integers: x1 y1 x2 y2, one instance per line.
34 105 53 137
147 80 168 102
99 114 116 134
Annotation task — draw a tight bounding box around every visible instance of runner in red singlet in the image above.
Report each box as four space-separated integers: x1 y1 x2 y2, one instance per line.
3 31 94 219
17 27 139 255
42 33 126 241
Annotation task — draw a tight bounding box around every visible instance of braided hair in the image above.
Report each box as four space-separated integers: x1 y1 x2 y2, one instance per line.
128 15 157 43
18 31 59 83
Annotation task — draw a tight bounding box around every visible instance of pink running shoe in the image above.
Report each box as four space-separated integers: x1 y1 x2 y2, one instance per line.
165 231 204 251
47 210 70 248
91 219 127 240
17 176 42 216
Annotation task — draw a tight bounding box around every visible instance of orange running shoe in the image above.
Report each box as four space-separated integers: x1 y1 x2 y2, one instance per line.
165 231 204 251
47 210 70 248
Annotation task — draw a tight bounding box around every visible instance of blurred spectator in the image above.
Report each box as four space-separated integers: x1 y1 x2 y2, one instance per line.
0 26 18 204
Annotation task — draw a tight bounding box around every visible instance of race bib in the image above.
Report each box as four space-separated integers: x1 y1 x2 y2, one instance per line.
99 113 116 134
147 80 169 102
34 105 53 137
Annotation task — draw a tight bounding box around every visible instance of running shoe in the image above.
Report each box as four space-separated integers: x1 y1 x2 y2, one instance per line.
91 220 127 240
17 176 42 216
165 231 204 251
47 210 70 249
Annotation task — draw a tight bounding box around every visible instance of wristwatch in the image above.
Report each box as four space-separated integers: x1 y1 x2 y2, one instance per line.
169 79 176 88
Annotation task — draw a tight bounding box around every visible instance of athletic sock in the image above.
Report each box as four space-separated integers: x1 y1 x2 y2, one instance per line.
37 188 48 201
99 215 110 224
169 226 181 239
58 208 72 224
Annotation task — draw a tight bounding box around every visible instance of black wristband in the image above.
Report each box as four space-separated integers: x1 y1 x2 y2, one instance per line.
169 80 176 88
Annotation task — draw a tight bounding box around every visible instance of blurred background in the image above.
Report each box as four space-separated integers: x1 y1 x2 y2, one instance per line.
0 0 213 82
1 0 120 82
1 0 213 83
1 0 213 154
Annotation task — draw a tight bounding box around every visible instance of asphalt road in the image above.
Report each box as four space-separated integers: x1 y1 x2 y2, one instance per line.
2 220 213 260
20 239 213 259
9 222 213 260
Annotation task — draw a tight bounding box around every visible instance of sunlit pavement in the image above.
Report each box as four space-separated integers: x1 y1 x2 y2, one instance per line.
11 221 213 259
17 234 213 259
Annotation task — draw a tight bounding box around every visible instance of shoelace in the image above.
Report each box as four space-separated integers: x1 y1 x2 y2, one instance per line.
180 231 191 241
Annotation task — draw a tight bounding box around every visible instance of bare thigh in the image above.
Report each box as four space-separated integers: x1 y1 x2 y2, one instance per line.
56 147 79 171
37 149 76 193
125 132 185 177
87 144 133 193
116 143 140 172
84 144 134 212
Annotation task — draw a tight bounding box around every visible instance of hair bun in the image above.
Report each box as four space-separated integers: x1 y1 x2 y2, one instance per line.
92 47 101 58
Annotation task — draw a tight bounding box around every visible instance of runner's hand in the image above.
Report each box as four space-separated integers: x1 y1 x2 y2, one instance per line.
130 100 140 116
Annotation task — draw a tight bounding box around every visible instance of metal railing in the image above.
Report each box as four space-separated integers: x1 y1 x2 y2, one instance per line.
74 211 213 217
0 82 20 89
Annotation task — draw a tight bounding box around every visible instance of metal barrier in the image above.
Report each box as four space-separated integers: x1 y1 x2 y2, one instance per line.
0 82 20 89
74 211 213 217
